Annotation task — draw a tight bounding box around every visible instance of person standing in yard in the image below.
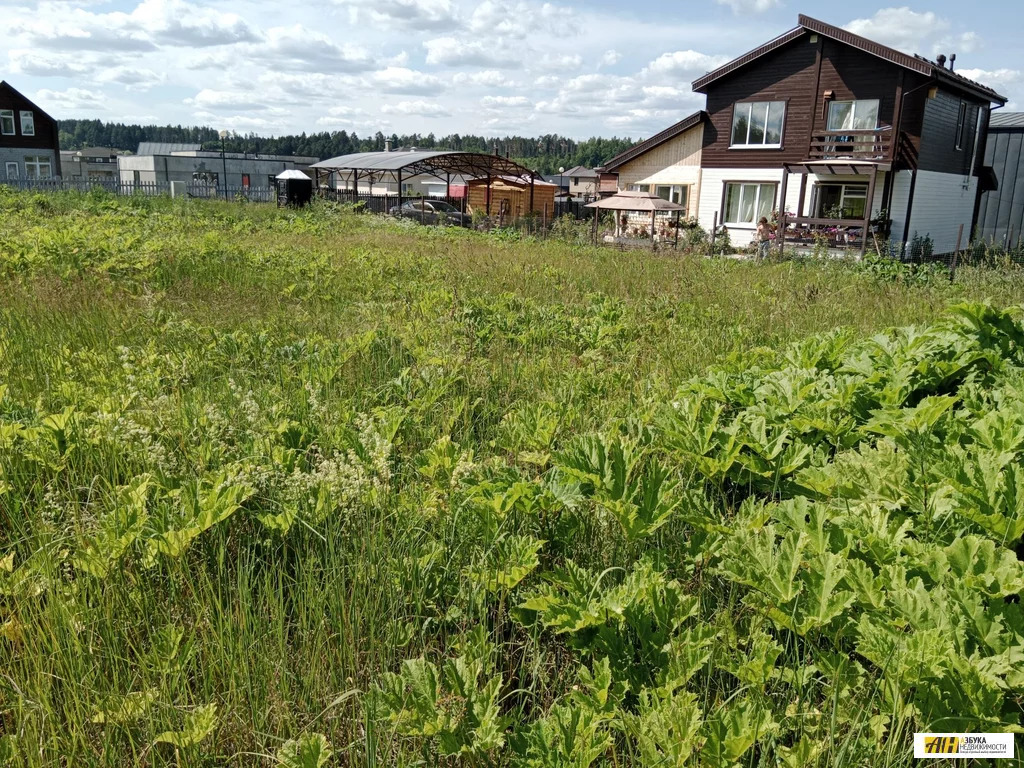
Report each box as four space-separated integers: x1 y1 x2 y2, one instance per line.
756 216 773 261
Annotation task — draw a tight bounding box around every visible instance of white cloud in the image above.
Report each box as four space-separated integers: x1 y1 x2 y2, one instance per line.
845 7 948 55
367 67 445 94
34 87 106 111
333 0 458 30
380 100 449 117
641 50 731 79
481 95 530 107
715 0 781 14
600 50 622 67
956 68 1022 93
185 89 268 111
8 49 93 77
468 1 570 38
452 70 518 87
424 36 503 67
265 25 372 73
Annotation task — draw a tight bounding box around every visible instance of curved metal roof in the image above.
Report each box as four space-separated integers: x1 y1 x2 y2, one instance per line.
310 150 540 181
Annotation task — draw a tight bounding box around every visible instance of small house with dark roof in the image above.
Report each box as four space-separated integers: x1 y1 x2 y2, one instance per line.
0 80 61 181
975 112 1024 248
688 13 1006 254
598 111 706 219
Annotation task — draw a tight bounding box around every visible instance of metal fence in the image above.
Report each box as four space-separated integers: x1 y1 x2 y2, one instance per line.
2 178 277 202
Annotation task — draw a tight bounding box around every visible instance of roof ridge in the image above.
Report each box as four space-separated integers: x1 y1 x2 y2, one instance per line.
599 111 706 171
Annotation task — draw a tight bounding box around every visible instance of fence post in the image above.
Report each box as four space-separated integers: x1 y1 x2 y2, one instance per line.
710 212 718 256
950 222 964 283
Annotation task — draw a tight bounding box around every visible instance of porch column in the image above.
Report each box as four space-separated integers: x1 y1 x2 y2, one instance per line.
397 169 403 210
862 167 878 258
778 166 790 254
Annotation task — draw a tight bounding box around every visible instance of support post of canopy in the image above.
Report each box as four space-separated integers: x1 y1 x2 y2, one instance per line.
862 166 878 259
486 173 492 216
778 165 790 255
446 172 450 200
398 169 403 212
529 174 535 215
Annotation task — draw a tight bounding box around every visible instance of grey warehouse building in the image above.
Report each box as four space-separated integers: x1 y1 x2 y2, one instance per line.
976 112 1024 247
117 143 319 190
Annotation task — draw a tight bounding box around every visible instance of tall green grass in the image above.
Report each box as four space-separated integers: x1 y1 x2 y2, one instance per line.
1 188 1023 766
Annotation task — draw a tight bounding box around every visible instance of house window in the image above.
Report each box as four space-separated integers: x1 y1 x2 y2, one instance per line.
654 184 689 212
723 182 776 225
814 183 868 220
730 101 785 148
955 101 968 150
20 111 35 136
629 184 651 192
827 100 880 131
0 110 14 135
24 156 52 179
5 161 18 180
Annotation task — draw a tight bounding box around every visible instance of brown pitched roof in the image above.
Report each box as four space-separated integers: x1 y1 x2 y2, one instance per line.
691 15 1006 105
598 111 706 172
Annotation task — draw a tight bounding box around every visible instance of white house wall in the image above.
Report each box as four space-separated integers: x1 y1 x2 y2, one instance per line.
698 167 886 246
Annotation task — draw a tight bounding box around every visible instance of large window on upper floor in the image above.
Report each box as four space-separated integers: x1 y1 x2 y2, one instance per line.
827 99 879 131
20 111 35 136
0 110 14 136
730 101 786 148
955 101 968 150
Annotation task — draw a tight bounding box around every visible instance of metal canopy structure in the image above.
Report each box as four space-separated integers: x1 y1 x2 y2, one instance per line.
309 150 543 214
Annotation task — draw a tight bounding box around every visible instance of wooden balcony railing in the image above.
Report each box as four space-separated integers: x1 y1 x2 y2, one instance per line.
808 129 892 161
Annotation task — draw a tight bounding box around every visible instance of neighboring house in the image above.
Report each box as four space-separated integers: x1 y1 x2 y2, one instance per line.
598 111 706 219
60 147 122 182
0 80 60 181
561 165 598 199
975 112 1024 247
543 173 570 199
689 14 1006 254
118 147 319 189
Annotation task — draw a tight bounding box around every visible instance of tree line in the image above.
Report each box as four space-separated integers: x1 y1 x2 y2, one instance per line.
57 120 637 174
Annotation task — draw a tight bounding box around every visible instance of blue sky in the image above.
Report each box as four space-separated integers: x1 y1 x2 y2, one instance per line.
2 0 1021 139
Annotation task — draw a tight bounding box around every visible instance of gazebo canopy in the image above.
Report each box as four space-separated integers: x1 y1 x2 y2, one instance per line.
309 150 541 184
585 190 687 212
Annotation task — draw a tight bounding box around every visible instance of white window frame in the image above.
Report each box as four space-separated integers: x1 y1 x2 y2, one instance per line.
730 101 786 149
722 182 777 226
827 99 880 132
23 155 52 180
0 110 14 136
19 110 35 136
814 183 868 220
629 183 651 193
654 184 689 211
5 161 19 180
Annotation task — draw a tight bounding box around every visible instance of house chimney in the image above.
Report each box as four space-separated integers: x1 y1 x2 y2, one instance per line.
949 53 956 71
936 54 947 68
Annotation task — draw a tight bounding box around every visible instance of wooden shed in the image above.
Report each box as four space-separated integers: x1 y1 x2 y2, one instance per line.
466 175 556 220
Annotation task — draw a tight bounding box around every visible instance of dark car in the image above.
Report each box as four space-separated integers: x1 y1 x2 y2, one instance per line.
388 199 469 227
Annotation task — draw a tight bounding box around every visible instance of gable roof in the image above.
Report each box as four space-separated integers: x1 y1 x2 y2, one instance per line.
599 111 706 172
0 80 57 122
561 165 597 178
691 15 1006 104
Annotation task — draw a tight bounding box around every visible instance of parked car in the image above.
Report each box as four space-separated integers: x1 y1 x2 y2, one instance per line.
389 199 469 227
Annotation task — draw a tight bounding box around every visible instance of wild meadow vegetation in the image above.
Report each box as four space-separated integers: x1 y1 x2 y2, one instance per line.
1 188 1024 767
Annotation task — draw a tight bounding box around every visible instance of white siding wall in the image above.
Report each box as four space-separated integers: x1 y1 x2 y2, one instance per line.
698 167 887 247
904 171 977 254
888 170 913 252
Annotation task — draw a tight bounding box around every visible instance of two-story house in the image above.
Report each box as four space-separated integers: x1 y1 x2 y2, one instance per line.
691 15 1006 255
598 111 707 219
0 80 61 181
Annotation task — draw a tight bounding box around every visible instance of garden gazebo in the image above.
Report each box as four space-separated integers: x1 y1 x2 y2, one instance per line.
585 189 687 246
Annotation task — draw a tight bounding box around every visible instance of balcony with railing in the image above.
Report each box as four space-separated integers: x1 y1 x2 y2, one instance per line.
807 128 892 161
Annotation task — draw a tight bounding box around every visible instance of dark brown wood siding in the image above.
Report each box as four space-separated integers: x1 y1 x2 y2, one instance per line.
700 34 929 170
918 87 988 174
701 31 819 168
0 82 61 169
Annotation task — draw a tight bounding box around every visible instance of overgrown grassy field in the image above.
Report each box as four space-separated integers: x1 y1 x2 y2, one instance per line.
1 189 1023 767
